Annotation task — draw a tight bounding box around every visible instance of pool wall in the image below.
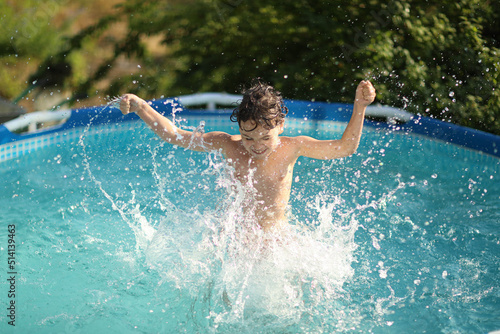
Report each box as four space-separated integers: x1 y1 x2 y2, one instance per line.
0 97 499 163
285 99 500 157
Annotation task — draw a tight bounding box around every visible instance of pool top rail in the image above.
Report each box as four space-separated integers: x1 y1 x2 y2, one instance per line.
0 93 499 160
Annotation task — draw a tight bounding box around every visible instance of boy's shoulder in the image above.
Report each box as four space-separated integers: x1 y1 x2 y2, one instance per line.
280 135 311 146
279 135 328 159
278 136 306 156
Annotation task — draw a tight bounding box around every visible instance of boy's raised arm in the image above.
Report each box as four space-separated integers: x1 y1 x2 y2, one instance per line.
296 80 376 160
120 94 229 152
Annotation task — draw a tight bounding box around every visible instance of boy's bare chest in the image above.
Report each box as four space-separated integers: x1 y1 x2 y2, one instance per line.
224 140 297 192
229 156 294 191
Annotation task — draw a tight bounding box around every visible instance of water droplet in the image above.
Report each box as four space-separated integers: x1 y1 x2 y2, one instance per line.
449 91 454 97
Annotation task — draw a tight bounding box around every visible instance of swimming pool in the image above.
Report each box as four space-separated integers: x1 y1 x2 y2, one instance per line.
0 101 499 333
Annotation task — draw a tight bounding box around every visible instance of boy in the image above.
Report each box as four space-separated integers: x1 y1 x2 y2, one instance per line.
120 80 376 232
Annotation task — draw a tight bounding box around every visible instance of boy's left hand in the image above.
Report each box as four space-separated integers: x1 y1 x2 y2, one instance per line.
355 80 376 106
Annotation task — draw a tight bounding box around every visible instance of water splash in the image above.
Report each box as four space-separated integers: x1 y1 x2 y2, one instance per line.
138 150 365 331
74 105 410 331
77 102 159 253
107 96 122 110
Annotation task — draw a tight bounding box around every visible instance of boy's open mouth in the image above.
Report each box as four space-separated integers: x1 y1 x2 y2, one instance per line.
251 148 268 156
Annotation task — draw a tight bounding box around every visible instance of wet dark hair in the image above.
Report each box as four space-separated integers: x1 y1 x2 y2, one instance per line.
230 80 288 131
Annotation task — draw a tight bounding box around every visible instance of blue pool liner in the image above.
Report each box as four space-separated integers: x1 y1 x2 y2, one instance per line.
0 98 499 158
287 99 500 158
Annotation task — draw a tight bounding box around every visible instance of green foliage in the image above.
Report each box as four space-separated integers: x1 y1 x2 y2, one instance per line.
0 0 65 58
6 0 500 134
0 0 69 98
357 0 500 134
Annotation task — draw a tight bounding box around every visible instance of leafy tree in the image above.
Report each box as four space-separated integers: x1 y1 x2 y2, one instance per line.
0 0 69 98
11 0 500 134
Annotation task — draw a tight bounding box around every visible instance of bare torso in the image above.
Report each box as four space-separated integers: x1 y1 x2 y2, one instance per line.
120 80 375 231
224 136 298 231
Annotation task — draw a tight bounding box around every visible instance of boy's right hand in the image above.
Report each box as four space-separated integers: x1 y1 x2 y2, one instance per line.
120 94 145 115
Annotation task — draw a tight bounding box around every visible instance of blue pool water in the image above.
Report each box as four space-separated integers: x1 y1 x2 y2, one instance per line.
0 113 499 333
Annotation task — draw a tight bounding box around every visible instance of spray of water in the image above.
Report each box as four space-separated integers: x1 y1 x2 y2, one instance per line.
76 99 407 331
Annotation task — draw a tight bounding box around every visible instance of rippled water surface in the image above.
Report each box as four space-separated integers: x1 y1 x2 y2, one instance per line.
0 117 499 333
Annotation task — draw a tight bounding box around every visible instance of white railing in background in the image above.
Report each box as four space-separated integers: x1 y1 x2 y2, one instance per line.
3 109 71 133
365 105 414 123
2 93 411 134
177 92 242 110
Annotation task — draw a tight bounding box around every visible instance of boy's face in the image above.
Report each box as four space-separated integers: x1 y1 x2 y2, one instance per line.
239 120 284 160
